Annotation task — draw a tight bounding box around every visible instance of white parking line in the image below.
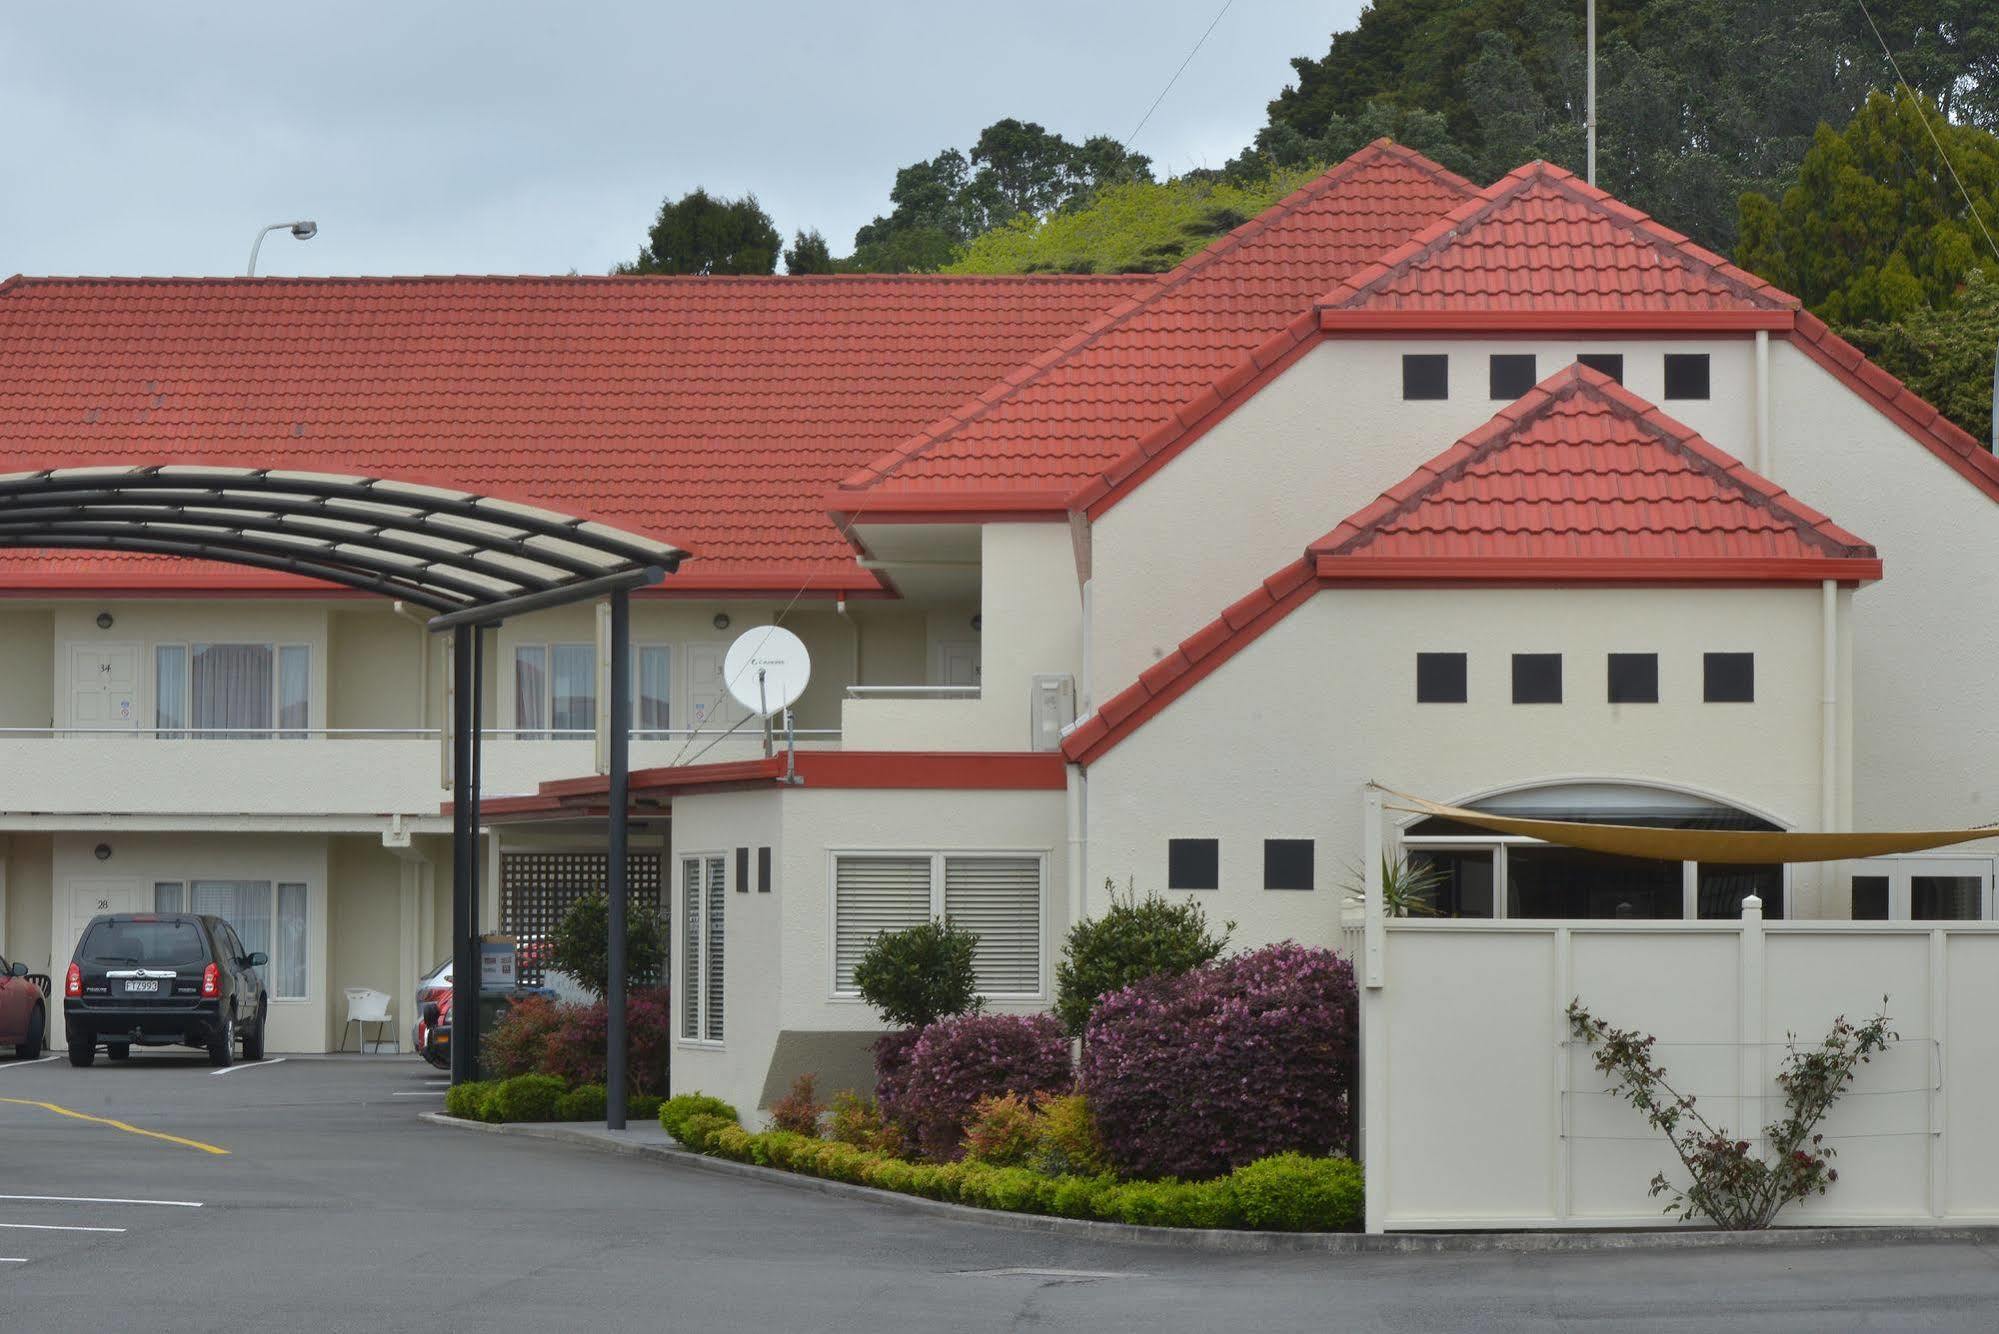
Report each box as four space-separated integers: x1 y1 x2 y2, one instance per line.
0 1258 24 1263
0 1194 201 1208
0 1056 57 1071
0 1223 125 1233
210 1057 287 1078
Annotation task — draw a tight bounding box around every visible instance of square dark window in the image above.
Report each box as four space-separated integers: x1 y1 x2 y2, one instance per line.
1168 838 1219 890
1264 839 1315 891
735 846 750 893
757 846 772 893
1489 353 1537 400
1852 875 1889 921
1576 352 1624 383
1402 353 1449 400
1663 352 1710 400
1607 652 1659 704
1416 652 1468 703
1512 653 1563 704
1703 652 1754 702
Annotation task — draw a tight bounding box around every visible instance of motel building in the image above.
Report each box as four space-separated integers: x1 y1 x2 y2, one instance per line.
3 144 1998 1115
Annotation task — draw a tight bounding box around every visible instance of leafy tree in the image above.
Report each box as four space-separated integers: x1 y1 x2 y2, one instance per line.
782 229 837 275
620 188 780 276
1738 90 1999 324
548 892 667 997
852 918 981 1030
1052 878 1233 1037
1845 266 1999 442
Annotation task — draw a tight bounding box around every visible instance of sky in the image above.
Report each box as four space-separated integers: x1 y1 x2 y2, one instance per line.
1 1 1364 279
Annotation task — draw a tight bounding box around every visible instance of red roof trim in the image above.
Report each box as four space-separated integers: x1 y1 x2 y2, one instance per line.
1318 310 1795 333
1313 556 1882 583
523 750 1067 811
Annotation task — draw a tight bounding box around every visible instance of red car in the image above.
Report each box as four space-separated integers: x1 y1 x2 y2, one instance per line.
0 953 48 1059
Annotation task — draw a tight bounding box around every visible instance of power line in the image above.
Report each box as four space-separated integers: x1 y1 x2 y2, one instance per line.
1855 0 1999 267
1122 0 1237 151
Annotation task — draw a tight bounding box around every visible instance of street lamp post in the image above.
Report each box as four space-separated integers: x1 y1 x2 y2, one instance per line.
247 220 318 276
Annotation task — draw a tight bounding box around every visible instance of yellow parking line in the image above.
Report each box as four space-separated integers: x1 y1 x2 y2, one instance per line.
0 1097 229 1156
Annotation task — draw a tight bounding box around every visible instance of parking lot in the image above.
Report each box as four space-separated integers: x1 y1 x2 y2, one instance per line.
7 1050 1999 1332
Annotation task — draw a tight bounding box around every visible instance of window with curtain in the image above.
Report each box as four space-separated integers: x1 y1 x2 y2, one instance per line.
192 644 274 736
278 647 310 740
513 646 548 739
156 643 309 738
154 881 185 913
637 645 671 739
155 646 188 738
187 879 309 998
833 852 1043 996
551 644 595 736
516 642 672 740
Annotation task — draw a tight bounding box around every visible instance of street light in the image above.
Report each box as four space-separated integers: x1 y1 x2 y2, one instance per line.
247 220 318 276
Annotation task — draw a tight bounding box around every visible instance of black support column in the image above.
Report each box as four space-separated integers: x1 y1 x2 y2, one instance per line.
605 587 632 1129
449 623 480 1085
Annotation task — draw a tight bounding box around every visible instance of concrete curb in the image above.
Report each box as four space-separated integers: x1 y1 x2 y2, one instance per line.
419 1113 1999 1255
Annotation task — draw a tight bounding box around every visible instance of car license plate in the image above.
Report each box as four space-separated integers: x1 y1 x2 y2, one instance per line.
122 979 160 994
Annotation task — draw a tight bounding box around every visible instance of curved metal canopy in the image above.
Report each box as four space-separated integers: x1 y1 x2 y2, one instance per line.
0 466 686 615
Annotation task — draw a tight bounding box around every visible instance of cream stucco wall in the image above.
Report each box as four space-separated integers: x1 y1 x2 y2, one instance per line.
1085 585 1842 950
1088 337 1761 704
2 834 54 973
328 607 426 732
48 831 332 1053
0 610 53 731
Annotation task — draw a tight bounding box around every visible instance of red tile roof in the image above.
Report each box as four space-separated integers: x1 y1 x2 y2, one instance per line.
833 141 1480 514
1317 160 1795 327
0 272 1151 595
1063 365 1877 766
1313 363 1880 580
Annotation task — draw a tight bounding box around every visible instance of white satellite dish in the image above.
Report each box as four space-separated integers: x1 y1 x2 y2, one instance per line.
723 626 811 717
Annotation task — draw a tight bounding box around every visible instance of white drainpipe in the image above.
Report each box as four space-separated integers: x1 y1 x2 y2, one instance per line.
1754 329 1772 476
1821 579 1838 834
1065 762 1087 929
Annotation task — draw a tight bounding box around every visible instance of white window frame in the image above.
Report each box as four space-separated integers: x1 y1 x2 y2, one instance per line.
514 641 673 739
154 641 311 739
150 877 312 1001
1400 836 1794 921
1847 855 1996 921
677 851 726 1048
826 848 1048 1002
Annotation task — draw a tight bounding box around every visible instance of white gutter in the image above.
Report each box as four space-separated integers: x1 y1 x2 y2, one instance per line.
1065 762 1087 930
1821 579 1838 833
1754 329 1772 475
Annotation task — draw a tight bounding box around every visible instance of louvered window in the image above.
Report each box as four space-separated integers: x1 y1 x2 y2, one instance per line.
834 852 1043 997
681 854 728 1043
944 856 1042 995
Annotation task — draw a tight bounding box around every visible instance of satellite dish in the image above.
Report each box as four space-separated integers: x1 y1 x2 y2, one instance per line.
723 626 811 717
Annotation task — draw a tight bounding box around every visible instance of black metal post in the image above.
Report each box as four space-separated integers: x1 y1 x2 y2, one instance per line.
605 588 632 1129
449 623 478 1085
467 626 485 1077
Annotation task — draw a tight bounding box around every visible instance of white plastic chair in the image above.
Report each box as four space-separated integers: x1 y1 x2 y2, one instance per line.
341 987 397 1054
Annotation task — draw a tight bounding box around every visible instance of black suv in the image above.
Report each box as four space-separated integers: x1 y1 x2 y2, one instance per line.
65 913 269 1068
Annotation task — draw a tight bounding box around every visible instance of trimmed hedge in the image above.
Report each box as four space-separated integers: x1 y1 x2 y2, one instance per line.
685 1125 1362 1231
443 1074 663 1124
659 1092 741 1144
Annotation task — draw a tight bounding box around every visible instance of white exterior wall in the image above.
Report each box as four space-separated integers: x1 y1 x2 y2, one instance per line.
1089 338 1759 704
669 784 1068 1116
1368 919 1997 1230
1087 585 1837 948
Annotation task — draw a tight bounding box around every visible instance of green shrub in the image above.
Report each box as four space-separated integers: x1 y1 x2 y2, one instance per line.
444 1080 499 1122
660 1092 740 1143
961 1092 1039 1166
627 1094 664 1122
1054 878 1232 1036
852 918 982 1029
1030 1093 1107 1177
1226 1153 1364 1232
489 1073 568 1123
1098 1178 1239 1229
555 1083 608 1121
768 1073 824 1135
549 891 667 997
827 1088 904 1156
676 1112 736 1154
1048 1173 1116 1219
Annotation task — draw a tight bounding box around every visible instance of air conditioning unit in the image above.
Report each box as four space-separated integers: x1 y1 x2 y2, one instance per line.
1029 674 1076 752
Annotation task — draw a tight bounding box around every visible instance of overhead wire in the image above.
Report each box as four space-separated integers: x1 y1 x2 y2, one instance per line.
1121 0 1237 151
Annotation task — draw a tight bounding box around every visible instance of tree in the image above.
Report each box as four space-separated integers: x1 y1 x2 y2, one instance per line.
1845 266 1999 442
1052 878 1233 1036
547 892 667 997
782 229 837 275
1737 90 1999 325
851 918 981 1030
620 187 780 276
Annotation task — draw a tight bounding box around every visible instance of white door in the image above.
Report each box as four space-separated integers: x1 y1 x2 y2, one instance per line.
686 642 749 732
69 643 141 733
938 641 982 689
56 879 143 1050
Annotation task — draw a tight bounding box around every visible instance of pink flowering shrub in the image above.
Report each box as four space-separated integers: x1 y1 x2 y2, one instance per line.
486 986 674 1096
870 1027 924 1125
894 1012 1073 1160
1081 942 1357 1180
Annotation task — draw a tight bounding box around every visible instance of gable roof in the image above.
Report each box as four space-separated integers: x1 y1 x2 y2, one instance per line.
1062 365 1878 766
830 141 1480 516
1317 159 1795 329
0 271 1152 596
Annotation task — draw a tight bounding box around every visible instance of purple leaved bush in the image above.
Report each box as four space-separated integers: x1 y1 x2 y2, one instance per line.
889 1012 1072 1160
1081 942 1357 1180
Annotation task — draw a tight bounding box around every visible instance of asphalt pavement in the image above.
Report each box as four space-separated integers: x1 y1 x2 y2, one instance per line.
3 1050 1999 1332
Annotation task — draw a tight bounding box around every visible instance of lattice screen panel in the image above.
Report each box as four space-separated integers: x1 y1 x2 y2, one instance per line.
500 851 664 986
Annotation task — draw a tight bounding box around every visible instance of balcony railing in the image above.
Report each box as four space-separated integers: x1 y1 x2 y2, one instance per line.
843 685 981 699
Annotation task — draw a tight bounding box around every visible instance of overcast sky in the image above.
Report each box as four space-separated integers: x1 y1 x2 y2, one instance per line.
2 2 1363 279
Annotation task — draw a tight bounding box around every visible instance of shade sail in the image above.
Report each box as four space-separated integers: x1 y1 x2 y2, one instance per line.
1379 787 1999 864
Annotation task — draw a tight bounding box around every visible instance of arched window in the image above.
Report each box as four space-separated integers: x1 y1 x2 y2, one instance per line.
1399 783 1785 921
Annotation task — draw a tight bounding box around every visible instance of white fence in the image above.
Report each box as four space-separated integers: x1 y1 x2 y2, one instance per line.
1359 913 1999 1232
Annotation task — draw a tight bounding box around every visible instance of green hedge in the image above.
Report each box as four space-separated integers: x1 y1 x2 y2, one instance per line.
659 1092 741 1144
686 1124 1361 1231
444 1075 662 1125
